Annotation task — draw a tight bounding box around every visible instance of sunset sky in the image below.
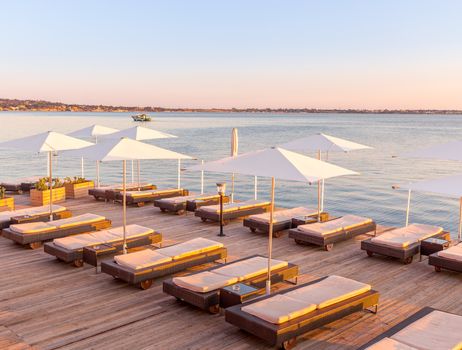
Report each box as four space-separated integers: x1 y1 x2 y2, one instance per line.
1 0 461 109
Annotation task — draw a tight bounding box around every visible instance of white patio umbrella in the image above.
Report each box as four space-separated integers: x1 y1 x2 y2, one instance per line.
68 124 119 184
103 126 178 187
0 131 93 219
189 147 358 294
280 133 372 211
64 137 193 252
395 174 462 239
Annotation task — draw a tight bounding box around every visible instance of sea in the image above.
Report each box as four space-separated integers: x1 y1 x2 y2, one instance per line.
1 111 462 235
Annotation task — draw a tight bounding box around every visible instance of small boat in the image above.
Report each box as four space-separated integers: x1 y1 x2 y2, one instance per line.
132 114 152 122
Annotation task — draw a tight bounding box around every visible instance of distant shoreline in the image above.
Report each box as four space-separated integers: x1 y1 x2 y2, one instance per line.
1 98 461 115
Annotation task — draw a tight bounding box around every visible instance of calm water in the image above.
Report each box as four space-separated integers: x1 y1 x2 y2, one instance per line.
1 111 462 235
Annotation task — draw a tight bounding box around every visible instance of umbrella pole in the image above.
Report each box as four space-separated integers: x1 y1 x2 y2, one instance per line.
231 173 235 203
200 160 204 194
81 157 84 178
122 160 127 254
459 198 462 241
254 176 258 200
48 151 53 221
321 151 328 211
317 150 321 221
405 189 412 226
177 159 181 189
137 159 140 189
266 177 275 296
96 161 100 187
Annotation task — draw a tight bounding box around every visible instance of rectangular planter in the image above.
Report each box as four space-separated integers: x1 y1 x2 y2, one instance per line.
30 187 66 206
64 181 94 199
0 197 15 211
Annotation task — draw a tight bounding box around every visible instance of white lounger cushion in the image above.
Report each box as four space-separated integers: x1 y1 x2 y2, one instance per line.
285 275 371 309
438 243 462 262
371 224 443 248
158 195 199 204
115 249 172 270
297 215 372 236
365 338 418 350
10 221 55 234
200 200 270 214
158 237 223 260
391 310 462 350
172 271 238 293
53 224 153 250
213 256 288 281
127 189 180 198
250 207 318 224
47 213 105 229
0 205 66 223
242 294 316 324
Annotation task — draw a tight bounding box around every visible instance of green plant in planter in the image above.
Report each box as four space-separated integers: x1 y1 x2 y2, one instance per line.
0 186 5 199
35 178 49 191
53 178 64 189
64 176 88 184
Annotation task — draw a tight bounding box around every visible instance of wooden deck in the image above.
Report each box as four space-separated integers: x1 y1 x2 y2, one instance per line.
1 194 462 350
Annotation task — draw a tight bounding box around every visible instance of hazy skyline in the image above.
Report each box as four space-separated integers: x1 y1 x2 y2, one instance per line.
1 0 461 109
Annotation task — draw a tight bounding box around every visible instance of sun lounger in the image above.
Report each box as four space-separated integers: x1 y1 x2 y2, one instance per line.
243 207 329 237
361 223 449 264
225 275 379 349
101 237 227 289
288 215 376 251
195 200 271 224
0 204 71 229
44 224 162 267
0 176 41 193
163 255 299 314
115 188 189 207
154 193 229 214
2 213 111 249
89 183 156 201
429 242 462 273
359 307 462 350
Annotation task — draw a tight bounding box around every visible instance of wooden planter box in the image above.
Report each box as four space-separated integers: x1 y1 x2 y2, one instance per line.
30 187 66 206
64 181 94 199
0 196 14 211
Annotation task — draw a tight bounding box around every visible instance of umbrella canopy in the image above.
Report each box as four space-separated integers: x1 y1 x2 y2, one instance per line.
403 140 462 161
189 147 357 182
280 133 372 153
64 137 194 253
189 147 358 295
103 126 178 185
68 124 119 138
68 125 119 179
104 126 177 141
397 174 462 239
0 131 93 152
0 131 94 220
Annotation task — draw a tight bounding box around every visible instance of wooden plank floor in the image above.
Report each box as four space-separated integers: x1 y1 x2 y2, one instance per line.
1 194 462 350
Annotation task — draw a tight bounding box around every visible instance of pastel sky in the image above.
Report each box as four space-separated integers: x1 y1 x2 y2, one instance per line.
1 0 461 109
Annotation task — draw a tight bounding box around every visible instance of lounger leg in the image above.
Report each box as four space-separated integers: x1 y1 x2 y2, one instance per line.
286 276 298 285
367 304 378 314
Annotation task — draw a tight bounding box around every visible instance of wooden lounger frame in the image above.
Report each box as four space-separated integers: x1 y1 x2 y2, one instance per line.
89 184 156 202
0 210 72 230
1 181 36 193
163 254 299 314
101 245 227 290
1 218 112 249
358 307 437 349
226 276 379 350
361 230 450 264
115 189 189 207
195 203 271 224
429 252 462 273
155 195 229 215
288 218 377 251
243 211 329 238
43 231 162 267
